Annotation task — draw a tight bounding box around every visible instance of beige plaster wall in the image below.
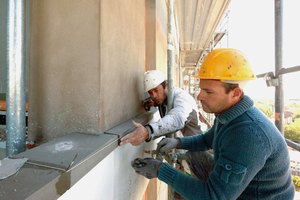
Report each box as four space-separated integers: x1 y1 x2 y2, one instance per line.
27 0 170 199
145 0 156 71
145 0 167 75
156 0 168 75
99 0 145 131
28 0 145 142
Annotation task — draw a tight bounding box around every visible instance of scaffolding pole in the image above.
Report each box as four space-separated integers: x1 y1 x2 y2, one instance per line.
274 0 284 135
167 0 174 112
167 0 175 199
6 0 27 157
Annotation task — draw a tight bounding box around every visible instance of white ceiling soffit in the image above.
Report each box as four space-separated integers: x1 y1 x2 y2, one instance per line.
175 0 231 69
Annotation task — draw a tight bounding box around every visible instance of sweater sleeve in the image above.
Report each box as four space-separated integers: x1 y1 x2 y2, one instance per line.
149 89 199 138
178 123 215 151
158 124 271 200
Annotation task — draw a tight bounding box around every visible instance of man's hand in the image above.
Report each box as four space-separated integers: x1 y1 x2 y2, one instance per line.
119 120 149 146
143 99 155 111
156 138 181 156
131 157 162 179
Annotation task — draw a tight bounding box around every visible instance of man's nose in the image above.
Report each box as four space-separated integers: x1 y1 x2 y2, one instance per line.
152 92 157 98
197 91 204 101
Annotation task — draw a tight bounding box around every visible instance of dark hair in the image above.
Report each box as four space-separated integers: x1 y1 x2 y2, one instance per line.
160 81 167 89
221 82 244 99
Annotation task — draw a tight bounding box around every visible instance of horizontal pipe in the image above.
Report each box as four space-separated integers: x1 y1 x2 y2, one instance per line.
181 66 196 68
256 71 275 79
256 65 300 79
0 101 28 111
277 65 300 76
285 139 300 152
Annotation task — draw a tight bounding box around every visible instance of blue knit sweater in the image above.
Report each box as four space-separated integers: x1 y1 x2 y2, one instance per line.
158 95 295 199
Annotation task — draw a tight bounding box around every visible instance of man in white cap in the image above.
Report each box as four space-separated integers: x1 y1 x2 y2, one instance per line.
120 70 202 146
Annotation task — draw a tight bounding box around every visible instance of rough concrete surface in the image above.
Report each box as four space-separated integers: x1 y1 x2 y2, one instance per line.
0 127 5 141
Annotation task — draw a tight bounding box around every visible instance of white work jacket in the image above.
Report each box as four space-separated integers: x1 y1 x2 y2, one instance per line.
149 86 202 140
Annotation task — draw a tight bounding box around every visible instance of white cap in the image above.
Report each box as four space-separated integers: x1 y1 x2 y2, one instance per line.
144 70 167 92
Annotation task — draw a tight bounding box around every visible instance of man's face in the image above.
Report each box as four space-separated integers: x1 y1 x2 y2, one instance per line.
197 79 236 115
148 84 167 105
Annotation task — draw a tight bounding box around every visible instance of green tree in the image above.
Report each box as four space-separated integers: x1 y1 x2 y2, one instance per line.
291 109 300 119
285 118 300 142
255 104 273 118
287 103 300 108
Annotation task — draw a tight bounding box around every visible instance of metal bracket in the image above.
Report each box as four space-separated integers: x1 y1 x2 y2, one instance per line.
165 152 186 163
263 72 278 87
144 150 186 163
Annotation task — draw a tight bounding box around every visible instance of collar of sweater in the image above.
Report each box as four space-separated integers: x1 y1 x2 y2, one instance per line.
216 95 254 125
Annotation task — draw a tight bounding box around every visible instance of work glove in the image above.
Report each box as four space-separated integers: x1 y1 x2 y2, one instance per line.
156 138 181 156
131 157 162 179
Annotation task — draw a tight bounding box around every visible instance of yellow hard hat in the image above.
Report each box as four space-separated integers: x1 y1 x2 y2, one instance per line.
193 48 256 81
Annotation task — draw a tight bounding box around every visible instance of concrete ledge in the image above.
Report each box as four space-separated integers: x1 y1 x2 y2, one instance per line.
0 111 154 200
0 133 118 200
105 110 155 138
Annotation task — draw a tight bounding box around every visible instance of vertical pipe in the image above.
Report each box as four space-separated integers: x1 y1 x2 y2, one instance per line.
274 0 284 135
6 0 26 157
167 0 174 113
227 12 229 47
188 75 191 94
167 0 175 199
179 57 182 89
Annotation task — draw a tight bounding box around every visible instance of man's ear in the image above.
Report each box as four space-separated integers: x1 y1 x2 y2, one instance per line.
232 87 242 100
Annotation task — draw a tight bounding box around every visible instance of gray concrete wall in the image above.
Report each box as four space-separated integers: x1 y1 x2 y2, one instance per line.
28 0 144 142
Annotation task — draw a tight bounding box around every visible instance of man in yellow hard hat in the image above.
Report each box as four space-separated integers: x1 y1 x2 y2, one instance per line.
131 48 295 199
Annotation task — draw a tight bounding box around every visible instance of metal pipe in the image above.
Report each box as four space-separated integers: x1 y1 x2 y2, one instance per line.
179 56 182 89
167 0 175 199
277 65 300 76
188 75 191 94
227 11 229 47
274 0 284 135
256 71 275 78
6 0 26 157
256 66 300 79
285 139 300 152
167 0 174 113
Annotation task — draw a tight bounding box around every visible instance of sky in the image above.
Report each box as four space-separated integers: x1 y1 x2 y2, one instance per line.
216 0 300 101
